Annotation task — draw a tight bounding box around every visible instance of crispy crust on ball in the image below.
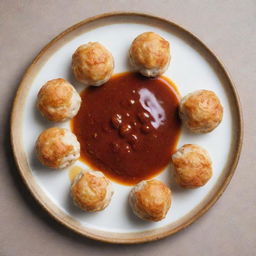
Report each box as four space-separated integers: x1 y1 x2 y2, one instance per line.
72 42 114 86
37 78 81 122
129 32 170 77
171 144 212 188
36 127 80 168
179 90 223 133
71 169 113 212
129 180 172 221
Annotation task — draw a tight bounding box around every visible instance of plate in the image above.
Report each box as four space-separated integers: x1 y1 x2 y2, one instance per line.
11 12 243 243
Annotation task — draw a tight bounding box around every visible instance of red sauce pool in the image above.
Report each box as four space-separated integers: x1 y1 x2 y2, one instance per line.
71 72 181 185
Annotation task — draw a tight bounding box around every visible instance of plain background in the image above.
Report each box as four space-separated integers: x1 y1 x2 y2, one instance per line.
1 1 255 255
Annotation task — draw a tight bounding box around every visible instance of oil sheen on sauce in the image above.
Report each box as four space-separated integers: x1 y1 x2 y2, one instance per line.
71 72 181 185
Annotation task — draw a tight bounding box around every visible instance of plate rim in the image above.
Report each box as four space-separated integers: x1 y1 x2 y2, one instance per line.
10 11 243 244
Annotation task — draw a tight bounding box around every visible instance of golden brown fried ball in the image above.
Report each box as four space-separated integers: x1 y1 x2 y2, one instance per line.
171 144 212 188
36 127 80 169
129 32 170 77
129 180 172 221
179 90 223 133
37 78 81 122
72 42 114 86
71 169 114 212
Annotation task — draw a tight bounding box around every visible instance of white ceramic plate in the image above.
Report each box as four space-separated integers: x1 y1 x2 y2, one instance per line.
11 13 243 243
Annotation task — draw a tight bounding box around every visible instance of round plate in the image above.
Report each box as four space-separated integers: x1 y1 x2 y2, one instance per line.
11 12 243 244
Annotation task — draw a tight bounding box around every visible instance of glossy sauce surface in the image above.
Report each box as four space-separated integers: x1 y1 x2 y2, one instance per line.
71 72 181 185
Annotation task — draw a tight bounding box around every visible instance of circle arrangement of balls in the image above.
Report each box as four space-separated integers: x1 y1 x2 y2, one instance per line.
35 32 223 222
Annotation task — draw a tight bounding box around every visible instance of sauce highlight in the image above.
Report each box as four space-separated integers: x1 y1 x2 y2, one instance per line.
71 72 181 185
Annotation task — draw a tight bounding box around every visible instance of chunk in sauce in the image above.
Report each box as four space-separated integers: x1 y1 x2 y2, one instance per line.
71 72 181 185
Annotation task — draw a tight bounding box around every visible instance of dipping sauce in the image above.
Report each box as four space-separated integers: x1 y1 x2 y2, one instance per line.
71 72 181 185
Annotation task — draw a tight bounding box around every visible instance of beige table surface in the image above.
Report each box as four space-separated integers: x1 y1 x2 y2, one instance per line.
1 0 255 255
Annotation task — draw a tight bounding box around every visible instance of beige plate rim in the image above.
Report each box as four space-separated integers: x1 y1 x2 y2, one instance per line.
10 12 243 244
